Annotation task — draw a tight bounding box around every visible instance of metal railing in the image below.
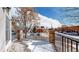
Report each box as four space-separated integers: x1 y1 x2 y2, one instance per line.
55 32 79 52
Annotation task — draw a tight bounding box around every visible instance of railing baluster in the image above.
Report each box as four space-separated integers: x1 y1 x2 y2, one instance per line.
55 32 79 52
67 39 69 52
76 42 78 52
64 37 66 52
71 40 73 52
62 36 64 52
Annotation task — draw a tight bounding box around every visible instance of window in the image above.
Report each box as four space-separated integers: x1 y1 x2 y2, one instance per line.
6 16 10 44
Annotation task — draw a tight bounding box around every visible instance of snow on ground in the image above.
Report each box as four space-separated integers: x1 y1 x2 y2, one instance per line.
6 33 55 52
6 39 55 52
6 40 31 52
30 40 55 52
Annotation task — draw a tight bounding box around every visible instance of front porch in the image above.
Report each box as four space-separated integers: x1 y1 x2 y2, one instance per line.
6 33 56 52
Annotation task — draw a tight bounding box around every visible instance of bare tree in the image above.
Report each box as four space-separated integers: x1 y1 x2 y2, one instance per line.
16 7 40 38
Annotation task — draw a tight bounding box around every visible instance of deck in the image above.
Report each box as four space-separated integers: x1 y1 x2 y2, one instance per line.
6 33 56 52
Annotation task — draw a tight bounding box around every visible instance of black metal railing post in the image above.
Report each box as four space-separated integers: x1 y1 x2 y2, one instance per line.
67 39 69 52
71 40 73 52
62 36 64 52
55 32 79 52
76 42 78 52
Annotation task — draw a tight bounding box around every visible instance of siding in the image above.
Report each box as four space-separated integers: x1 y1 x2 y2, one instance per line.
0 8 6 51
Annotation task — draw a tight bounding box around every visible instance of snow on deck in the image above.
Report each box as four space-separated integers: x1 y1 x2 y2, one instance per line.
29 40 55 52
6 39 55 52
6 33 55 52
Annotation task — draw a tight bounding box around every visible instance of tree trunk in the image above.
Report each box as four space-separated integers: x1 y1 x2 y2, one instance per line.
24 15 27 38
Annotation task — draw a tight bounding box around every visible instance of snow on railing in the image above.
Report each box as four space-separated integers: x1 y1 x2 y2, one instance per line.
55 32 79 42
55 31 79 52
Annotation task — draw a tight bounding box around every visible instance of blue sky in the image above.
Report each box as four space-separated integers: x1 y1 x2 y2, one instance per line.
11 7 79 25
35 7 64 22
12 7 64 22
35 7 79 25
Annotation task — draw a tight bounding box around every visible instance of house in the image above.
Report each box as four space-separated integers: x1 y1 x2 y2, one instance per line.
0 7 12 51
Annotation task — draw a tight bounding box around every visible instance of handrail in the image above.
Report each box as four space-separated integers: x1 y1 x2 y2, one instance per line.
55 31 79 52
55 31 79 43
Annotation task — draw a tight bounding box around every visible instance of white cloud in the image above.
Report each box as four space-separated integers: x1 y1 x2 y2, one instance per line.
38 14 62 28
10 8 62 28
